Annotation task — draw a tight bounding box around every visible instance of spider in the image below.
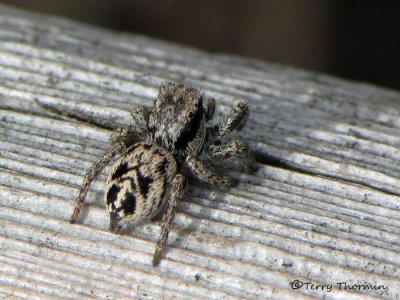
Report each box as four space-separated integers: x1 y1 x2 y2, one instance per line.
70 82 255 266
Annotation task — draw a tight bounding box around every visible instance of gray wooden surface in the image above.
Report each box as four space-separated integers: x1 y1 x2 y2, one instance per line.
1 5 400 300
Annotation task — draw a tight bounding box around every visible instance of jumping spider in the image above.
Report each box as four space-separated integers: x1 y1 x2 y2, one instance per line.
70 82 255 266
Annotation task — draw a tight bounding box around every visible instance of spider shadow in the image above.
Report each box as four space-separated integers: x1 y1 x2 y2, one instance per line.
70 189 109 230
166 158 256 252
167 179 231 251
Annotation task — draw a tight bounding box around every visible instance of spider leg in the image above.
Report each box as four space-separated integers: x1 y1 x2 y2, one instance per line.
131 106 150 134
186 155 232 187
207 140 257 171
71 126 141 223
70 146 119 223
153 173 185 266
109 126 141 152
208 101 249 138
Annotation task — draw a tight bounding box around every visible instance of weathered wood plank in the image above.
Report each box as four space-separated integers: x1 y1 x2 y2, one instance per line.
1 4 399 299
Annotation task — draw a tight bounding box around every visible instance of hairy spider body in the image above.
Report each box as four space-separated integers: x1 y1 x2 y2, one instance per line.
106 142 177 232
148 83 207 157
70 82 255 266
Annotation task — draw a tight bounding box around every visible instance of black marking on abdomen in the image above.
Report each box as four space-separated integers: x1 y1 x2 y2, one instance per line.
111 162 129 181
117 191 136 215
138 172 153 198
158 158 169 204
127 177 137 190
106 184 121 209
157 157 169 174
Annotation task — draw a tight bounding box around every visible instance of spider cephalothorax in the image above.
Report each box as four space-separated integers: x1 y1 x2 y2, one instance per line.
70 82 255 266
148 83 211 157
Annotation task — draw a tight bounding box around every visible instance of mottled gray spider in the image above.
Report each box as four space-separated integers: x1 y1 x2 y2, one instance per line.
70 82 255 266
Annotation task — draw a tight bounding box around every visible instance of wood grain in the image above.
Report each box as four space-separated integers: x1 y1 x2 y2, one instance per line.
1 5 400 299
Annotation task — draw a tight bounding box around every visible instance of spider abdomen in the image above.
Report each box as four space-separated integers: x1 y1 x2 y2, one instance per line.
105 142 177 232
